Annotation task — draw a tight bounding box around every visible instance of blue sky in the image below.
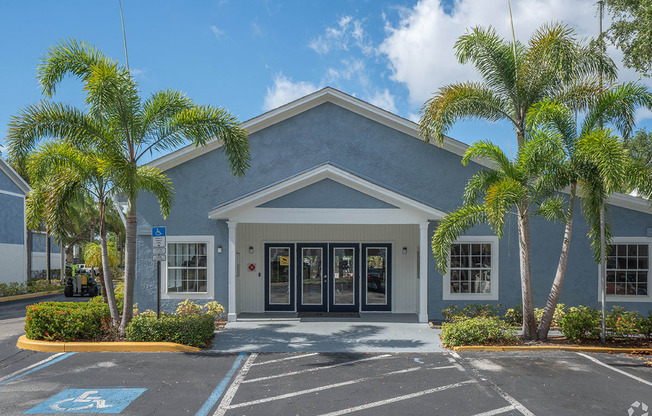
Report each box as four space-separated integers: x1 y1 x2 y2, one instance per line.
1 0 651 163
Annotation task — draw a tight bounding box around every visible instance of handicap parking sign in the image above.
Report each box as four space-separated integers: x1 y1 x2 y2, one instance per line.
25 388 146 414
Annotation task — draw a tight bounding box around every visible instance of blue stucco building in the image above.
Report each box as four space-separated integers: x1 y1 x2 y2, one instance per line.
135 88 652 322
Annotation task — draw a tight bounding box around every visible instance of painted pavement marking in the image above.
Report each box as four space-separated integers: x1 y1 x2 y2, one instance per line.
241 354 392 384
24 388 146 414
0 352 75 386
471 405 518 416
251 352 319 366
577 352 652 388
314 380 478 416
212 353 258 416
194 352 247 416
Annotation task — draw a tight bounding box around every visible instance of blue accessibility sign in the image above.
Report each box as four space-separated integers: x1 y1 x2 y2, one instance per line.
25 388 147 414
152 226 166 237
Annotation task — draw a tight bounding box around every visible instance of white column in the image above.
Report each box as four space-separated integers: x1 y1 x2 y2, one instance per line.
227 221 238 322
419 221 429 323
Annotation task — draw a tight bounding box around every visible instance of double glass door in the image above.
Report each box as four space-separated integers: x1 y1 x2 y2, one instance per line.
297 243 358 312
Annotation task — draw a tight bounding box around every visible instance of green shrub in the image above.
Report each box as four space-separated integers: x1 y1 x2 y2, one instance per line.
89 283 124 312
26 279 64 293
534 303 566 327
558 306 600 342
636 312 652 339
441 316 517 348
0 282 26 297
25 301 110 342
503 303 523 326
442 303 502 322
606 306 641 338
126 313 216 348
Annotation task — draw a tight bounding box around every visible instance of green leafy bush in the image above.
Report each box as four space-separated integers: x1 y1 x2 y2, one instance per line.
534 303 566 327
126 314 216 348
441 316 517 348
89 283 124 312
25 301 110 342
606 306 641 338
0 282 26 297
441 304 502 322
503 303 523 326
558 306 600 342
27 279 64 293
636 312 652 339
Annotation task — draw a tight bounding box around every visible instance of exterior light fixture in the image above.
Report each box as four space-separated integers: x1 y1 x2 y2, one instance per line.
402 247 407 254
217 245 223 254
249 246 254 254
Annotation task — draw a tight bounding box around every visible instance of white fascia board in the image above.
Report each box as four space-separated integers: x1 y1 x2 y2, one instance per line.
208 164 446 221
227 208 426 224
0 157 30 194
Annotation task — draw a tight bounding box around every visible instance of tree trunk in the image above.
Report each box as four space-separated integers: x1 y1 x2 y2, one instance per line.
600 202 607 343
60 245 65 283
117 229 124 268
46 229 51 283
99 200 119 326
537 183 576 340
26 228 32 282
119 198 137 335
517 203 537 340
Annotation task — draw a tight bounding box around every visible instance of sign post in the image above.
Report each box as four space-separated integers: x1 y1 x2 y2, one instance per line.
152 227 166 319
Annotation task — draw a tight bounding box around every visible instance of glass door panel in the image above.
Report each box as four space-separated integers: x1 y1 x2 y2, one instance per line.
333 248 355 305
362 244 392 311
265 244 294 311
301 248 323 305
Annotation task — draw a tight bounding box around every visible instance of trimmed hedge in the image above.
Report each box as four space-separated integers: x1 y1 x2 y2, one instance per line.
126 314 216 348
441 316 517 348
558 306 601 342
25 301 110 342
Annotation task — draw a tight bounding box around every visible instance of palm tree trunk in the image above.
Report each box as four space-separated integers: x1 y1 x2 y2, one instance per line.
119 198 137 335
537 183 577 340
600 202 607 343
46 229 51 283
517 204 537 340
59 245 65 283
99 200 119 326
26 227 32 282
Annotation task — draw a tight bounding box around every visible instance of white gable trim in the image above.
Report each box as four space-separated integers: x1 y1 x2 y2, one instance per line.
208 164 446 224
0 157 30 194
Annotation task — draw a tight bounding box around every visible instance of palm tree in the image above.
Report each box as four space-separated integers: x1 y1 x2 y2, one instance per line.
432 134 566 338
526 83 652 339
7 39 251 333
25 141 122 324
84 240 119 304
420 23 615 339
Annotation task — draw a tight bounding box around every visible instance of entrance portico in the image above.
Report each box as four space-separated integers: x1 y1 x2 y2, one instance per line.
208 164 444 323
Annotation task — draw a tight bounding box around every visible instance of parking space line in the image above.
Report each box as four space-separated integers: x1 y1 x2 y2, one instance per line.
194 352 248 416
212 353 258 416
227 367 423 409
314 379 478 416
251 353 319 366
471 405 517 416
0 352 75 386
577 352 652 387
242 354 392 384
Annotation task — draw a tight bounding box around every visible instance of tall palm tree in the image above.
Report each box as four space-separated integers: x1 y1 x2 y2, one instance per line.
7 39 251 333
84 240 119 304
25 142 122 324
432 133 566 338
526 83 652 339
420 23 616 339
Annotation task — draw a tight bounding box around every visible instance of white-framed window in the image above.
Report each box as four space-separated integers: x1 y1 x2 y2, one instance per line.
600 237 652 303
443 236 499 301
163 235 214 300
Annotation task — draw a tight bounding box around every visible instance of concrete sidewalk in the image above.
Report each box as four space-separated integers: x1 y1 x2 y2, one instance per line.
211 317 443 353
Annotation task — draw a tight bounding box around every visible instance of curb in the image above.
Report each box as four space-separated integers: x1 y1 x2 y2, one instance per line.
452 345 652 353
0 290 64 303
16 335 200 353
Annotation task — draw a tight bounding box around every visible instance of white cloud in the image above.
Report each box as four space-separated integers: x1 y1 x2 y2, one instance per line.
636 107 652 123
309 15 375 56
210 25 225 40
365 89 397 113
325 58 370 87
263 74 321 111
379 0 652 106
251 21 262 37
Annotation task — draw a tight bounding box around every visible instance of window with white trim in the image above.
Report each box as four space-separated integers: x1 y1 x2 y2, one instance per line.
606 243 648 297
164 235 214 299
444 236 499 300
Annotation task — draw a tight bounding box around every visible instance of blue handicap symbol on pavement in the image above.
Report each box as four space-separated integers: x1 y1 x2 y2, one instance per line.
25 388 147 414
152 226 166 237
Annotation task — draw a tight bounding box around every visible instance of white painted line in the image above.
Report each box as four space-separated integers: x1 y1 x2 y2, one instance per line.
450 351 462 359
212 353 258 416
251 353 319 366
471 405 517 416
0 353 66 383
242 354 392 384
315 380 478 416
577 352 652 388
227 367 422 409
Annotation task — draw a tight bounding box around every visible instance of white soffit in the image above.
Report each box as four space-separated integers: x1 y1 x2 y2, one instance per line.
208 163 446 223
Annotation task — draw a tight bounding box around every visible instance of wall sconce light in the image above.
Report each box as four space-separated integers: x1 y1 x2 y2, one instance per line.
249 246 254 254
217 245 223 254
402 247 407 254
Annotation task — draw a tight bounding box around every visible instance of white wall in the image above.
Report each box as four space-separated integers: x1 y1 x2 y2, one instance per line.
236 224 419 314
31 252 62 273
0 243 26 285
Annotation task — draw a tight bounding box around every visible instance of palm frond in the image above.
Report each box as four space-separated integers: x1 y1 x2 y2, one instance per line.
463 169 503 205
134 166 174 218
432 204 487 273
484 177 523 236
462 140 515 175
534 195 569 223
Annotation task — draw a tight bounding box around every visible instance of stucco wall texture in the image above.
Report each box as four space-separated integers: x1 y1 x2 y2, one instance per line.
135 102 652 320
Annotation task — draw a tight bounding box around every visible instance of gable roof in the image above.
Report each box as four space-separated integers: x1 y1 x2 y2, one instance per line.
0 157 30 195
149 86 482 172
